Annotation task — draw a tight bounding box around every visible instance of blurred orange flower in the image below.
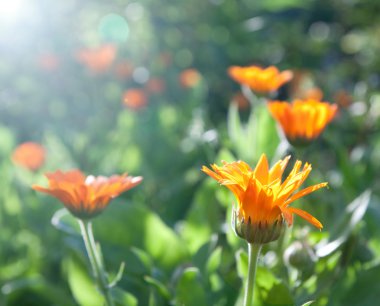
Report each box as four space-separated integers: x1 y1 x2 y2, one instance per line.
114 60 134 79
12 142 46 171
158 52 172 67
228 65 293 93
122 89 148 110
179 68 201 88
202 155 326 242
32 170 143 219
76 44 117 73
38 53 60 72
268 99 338 144
146 78 165 94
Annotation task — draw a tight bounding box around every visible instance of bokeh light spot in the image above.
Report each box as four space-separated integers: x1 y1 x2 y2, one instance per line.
125 2 145 22
341 31 367 54
309 22 330 41
98 13 129 44
133 67 150 84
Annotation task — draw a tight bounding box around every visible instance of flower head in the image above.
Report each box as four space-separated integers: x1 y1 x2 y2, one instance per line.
146 77 165 94
76 44 116 74
12 142 46 171
202 155 326 243
32 170 143 219
122 89 148 110
38 53 60 72
228 65 293 93
268 99 338 146
179 68 201 88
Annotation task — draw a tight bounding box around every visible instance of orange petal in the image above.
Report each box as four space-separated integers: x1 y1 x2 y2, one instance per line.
254 154 269 184
287 207 323 229
284 182 328 207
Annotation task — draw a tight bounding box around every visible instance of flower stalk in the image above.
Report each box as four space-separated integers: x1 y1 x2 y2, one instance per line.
78 219 114 306
244 243 262 306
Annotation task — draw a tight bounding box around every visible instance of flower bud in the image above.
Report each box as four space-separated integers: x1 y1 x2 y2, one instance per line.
232 208 285 244
284 241 317 278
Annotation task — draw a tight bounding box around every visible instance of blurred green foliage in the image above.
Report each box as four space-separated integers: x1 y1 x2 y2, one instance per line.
0 0 380 305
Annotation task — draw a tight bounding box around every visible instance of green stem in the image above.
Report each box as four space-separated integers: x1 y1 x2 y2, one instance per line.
244 243 262 306
78 219 115 306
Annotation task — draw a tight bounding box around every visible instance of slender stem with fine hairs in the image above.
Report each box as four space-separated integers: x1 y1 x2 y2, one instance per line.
78 219 115 306
244 243 262 306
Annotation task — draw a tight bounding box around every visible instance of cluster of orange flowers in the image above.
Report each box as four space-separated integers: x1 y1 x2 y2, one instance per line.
200 64 337 243
122 68 201 111
229 65 338 145
26 63 334 246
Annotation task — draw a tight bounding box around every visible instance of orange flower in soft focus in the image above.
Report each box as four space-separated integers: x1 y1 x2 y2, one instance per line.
12 142 46 171
146 78 165 94
179 68 201 88
122 89 148 110
202 155 326 243
76 44 117 73
228 65 293 93
38 53 60 72
32 170 143 219
158 52 172 67
268 99 338 145
114 60 134 79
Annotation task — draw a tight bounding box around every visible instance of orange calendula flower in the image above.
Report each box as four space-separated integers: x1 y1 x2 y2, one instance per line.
12 142 46 171
179 68 201 88
76 44 117 74
32 170 143 219
202 154 326 244
268 99 338 145
122 89 148 110
228 65 293 93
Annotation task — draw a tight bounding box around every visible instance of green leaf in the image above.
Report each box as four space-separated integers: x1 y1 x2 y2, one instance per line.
256 267 294 306
192 237 218 271
258 0 310 11
300 301 315 306
108 262 125 288
264 283 295 306
227 102 279 164
51 208 79 236
235 249 248 279
130 247 154 272
174 267 208 306
206 246 222 274
235 250 294 306
144 276 171 300
64 253 104 306
1 276 75 306
332 264 380 306
111 287 138 306
316 190 371 257
227 102 242 144
94 202 189 271
248 103 280 163
179 179 223 253
0 125 15 157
